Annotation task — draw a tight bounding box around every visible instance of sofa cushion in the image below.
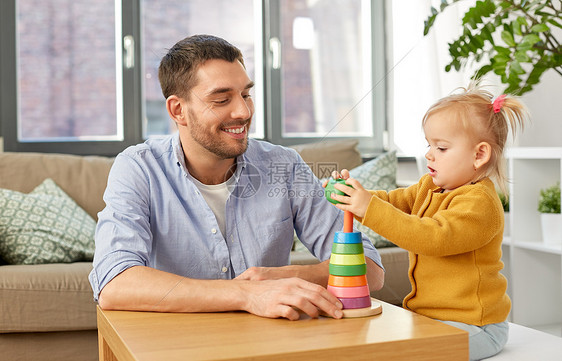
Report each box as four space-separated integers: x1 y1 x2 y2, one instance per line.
290 139 363 179
0 152 114 220
369 246 411 305
0 262 97 332
0 179 95 265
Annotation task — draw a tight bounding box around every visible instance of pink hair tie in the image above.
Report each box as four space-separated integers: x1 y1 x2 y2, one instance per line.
493 94 507 113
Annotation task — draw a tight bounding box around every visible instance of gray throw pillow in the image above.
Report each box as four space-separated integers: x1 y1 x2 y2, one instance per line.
0 179 95 265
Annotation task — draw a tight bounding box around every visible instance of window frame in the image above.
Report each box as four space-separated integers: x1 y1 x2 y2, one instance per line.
265 0 387 154
1 0 387 156
0 0 141 156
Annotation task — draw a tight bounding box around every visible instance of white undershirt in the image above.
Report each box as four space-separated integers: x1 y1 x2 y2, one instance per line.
191 175 234 238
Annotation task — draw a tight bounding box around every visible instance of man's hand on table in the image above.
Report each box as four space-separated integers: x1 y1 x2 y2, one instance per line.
237 277 343 321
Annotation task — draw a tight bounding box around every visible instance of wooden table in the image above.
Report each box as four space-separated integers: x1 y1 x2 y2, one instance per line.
97 301 468 361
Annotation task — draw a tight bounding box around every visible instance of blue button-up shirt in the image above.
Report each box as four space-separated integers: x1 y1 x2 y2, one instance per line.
89 134 382 300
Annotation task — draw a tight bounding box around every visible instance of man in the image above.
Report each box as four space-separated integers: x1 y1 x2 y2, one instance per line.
89 34 384 321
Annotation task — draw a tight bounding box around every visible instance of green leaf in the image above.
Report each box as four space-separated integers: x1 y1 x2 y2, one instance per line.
494 46 511 55
516 41 533 51
510 60 525 74
547 18 562 30
453 60 462 71
521 34 541 45
531 23 549 33
423 7 439 35
516 16 528 27
501 30 516 47
498 1 511 10
420 0 561 96
494 53 510 65
492 58 507 75
448 42 461 57
481 23 495 44
538 183 561 214
514 50 531 62
505 83 522 96
475 64 494 78
424 17 436 35
513 20 523 36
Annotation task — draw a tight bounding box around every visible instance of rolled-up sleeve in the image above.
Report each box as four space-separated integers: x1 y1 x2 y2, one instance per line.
88 153 152 301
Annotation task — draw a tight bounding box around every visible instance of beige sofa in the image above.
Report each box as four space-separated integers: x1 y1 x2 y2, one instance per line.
0 140 410 361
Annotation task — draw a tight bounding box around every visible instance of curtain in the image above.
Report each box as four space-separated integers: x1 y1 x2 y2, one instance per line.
386 0 481 158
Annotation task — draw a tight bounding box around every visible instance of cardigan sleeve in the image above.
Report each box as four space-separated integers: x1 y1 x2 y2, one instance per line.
355 180 421 223
360 182 503 257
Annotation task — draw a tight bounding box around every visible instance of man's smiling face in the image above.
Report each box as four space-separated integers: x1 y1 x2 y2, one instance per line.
183 59 255 160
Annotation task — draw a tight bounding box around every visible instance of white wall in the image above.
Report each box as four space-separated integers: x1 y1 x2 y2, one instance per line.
518 70 562 147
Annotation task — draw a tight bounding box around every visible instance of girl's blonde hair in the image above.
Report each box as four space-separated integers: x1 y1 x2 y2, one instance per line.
422 80 530 195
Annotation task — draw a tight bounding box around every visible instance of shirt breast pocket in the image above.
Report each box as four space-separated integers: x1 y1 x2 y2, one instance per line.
255 216 294 266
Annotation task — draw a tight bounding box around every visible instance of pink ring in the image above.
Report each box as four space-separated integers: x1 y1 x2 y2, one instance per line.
327 285 369 298
339 296 372 309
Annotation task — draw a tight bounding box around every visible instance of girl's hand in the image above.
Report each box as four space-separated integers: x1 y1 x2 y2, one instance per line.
331 169 351 180
330 177 371 219
322 169 351 188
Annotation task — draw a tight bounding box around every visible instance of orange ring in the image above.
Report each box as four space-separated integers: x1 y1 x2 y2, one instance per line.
328 275 368 287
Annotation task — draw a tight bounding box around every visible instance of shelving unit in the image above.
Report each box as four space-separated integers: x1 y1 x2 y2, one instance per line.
502 147 562 336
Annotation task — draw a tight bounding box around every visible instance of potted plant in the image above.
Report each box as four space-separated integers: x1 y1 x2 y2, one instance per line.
424 0 562 95
498 191 510 236
538 182 561 244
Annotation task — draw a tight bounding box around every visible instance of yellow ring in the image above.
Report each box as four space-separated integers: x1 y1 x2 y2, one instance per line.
329 253 365 266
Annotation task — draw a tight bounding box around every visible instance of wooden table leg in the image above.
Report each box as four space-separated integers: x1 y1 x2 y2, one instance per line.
98 328 118 361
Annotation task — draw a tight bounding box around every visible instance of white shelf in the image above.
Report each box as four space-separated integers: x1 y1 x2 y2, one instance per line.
503 147 562 332
506 147 562 159
502 236 512 246
511 241 562 255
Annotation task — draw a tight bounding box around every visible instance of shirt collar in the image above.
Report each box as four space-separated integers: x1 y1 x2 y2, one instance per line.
172 132 187 170
172 132 250 181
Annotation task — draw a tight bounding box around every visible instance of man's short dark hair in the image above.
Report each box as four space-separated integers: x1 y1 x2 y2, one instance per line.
158 34 245 99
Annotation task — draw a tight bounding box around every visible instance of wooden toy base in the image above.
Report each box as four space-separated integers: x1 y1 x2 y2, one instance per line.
321 298 382 319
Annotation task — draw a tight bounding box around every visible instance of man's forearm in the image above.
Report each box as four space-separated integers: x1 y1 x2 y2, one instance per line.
234 260 330 286
98 266 246 313
97 265 345 320
366 258 385 292
282 261 330 286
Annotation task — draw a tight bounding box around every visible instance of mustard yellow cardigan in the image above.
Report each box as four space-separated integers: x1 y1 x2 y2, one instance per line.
360 174 511 326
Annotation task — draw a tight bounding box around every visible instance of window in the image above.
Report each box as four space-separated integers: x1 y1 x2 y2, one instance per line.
0 0 134 155
267 0 386 153
277 0 373 137
16 0 119 141
1 0 386 156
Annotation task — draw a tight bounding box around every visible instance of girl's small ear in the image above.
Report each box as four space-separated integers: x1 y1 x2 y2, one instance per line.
474 142 492 170
166 95 187 126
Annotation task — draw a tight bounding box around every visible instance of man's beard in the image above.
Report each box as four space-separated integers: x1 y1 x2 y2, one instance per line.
187 108 250 159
